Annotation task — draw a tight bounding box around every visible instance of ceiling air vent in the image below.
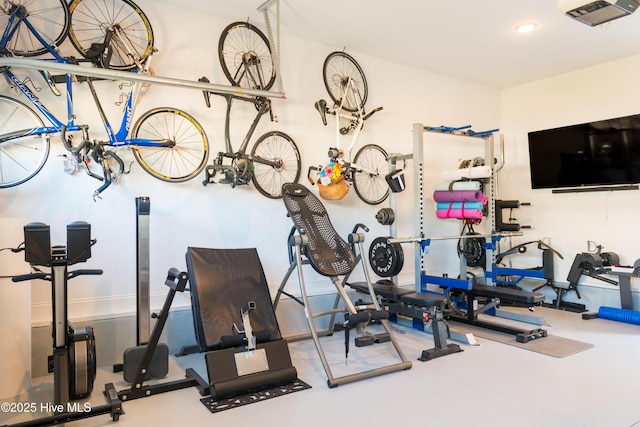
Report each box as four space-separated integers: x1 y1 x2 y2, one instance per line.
558 0 638 26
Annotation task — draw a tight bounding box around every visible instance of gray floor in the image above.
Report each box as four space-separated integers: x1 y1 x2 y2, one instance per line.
2 306 640 427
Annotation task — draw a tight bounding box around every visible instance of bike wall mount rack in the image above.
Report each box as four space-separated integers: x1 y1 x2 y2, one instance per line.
0 58 287 99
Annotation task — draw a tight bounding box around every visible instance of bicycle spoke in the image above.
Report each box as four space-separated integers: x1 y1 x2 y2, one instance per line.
132 108 208 182
68 0 153 70
352 144 389 205
219 22 275 90
0 96 50 188
251 131 300 198
322 51 368 112
0 0 69 56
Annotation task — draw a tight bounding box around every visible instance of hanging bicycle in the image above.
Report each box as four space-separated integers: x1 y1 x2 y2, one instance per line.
0 0 208 198
309 51 389 205
199 21 300 199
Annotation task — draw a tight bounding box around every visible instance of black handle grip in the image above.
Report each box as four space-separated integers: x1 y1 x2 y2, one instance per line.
68 269 103 279
12 272 48 282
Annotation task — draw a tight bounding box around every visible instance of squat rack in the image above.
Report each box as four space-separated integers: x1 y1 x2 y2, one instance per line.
385 123 547 328
387 123 499 290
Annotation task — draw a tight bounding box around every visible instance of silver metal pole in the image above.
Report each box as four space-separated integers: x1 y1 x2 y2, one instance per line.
0 58 286 99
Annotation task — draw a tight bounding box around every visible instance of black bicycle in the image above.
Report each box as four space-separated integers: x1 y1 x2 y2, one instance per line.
200 21 300 199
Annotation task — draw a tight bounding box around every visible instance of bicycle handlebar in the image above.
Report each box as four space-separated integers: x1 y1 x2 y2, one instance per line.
362 106 383 121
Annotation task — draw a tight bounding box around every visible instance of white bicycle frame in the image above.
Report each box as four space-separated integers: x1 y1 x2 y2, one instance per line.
327 76 375 173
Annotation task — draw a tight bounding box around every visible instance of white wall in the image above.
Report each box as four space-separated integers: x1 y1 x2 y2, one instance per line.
500 54 640 310
1 1 501 324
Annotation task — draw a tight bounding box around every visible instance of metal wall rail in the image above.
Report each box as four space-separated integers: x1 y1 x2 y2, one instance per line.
0 58 286 99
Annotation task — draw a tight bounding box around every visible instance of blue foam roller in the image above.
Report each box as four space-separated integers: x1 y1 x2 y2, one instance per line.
598 306 640 325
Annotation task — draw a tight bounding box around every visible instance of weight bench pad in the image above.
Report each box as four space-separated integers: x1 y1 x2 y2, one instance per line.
469 284 544 304
348 281 414 302
400 292 447 307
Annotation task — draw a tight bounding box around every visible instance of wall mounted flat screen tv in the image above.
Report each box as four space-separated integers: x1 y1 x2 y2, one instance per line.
528 113 640 190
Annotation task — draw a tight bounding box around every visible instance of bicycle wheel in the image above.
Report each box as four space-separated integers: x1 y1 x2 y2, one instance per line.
251 131 300 199
322 51 368 112
67 0 154 70
131 108 209 182
0 95 50 188
352 144 389 205
218 21 275 90
0 0 69 56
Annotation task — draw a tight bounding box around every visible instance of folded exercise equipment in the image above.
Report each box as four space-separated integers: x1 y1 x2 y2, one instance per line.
115 268 209 402
274 182 412 387
186 247 307 408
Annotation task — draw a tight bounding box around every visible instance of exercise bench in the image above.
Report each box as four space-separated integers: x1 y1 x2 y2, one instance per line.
348 280 463 361
446 283 548 343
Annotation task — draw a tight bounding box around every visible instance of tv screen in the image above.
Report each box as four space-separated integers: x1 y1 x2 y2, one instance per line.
528 113 640 189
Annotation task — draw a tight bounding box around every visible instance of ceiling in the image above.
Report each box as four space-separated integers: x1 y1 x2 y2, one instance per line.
166 0 640 89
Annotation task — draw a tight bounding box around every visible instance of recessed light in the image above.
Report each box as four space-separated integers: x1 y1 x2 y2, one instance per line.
515 23 537 33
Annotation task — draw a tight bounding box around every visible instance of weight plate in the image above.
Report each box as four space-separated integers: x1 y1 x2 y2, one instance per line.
600 252 620 267
375 208 395 225
457 234 486 268
369 236 404 277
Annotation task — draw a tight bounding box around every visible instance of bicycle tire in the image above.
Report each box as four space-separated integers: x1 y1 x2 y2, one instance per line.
322 51 368 112
352 143 389 205
251 130 300 199
218 21 275 91
0 95 50 188
67 0 154 70
131 108 209 182
0 0 69 56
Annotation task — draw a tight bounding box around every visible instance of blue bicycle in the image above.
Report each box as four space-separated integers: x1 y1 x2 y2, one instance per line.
0 0 209 197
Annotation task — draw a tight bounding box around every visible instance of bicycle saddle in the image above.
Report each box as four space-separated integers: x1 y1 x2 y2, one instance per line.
315 99 328 125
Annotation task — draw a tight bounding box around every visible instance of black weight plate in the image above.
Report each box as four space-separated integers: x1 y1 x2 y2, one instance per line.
457 234 486 268
375 208 395 225
369 237 404 277
391 242 404 276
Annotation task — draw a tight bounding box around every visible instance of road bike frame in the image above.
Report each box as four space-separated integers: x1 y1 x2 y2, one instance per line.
202 90 283 186
1 6 180 196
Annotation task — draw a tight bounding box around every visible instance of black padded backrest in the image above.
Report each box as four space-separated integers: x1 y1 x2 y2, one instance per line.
282 182 357 277
186 247 282 352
